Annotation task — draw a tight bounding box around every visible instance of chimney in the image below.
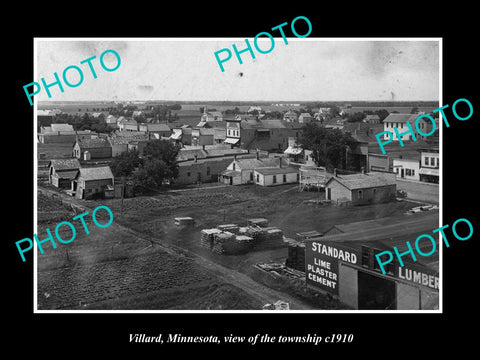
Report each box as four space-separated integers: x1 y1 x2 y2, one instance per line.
334 168 337 177
278 157 282 168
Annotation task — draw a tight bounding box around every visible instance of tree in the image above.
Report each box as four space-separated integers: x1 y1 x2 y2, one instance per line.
299 122 354 171
346 112 365 123
110 150 143 177
131 158 176 193
142 140 180 178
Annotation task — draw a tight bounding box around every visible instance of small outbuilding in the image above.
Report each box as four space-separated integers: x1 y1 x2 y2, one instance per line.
48 158 81 188
72 166 115 199
254 167 299 187
325 172 397 205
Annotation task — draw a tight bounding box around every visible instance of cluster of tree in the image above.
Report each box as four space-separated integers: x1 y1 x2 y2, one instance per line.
39 112 115 134
298 122 357 171
110 140 180 194
344 109 390 123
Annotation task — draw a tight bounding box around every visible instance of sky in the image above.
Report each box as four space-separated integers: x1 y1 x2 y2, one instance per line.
35 38 440 102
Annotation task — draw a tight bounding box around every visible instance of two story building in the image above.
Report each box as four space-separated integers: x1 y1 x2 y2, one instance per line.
418 148 439 183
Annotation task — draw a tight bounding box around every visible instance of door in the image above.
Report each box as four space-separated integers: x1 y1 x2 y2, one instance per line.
401 169 405 178
358 271 396 310
327 188 331 200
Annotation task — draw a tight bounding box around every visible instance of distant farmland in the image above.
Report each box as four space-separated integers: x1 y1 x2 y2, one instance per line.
38 101 440 116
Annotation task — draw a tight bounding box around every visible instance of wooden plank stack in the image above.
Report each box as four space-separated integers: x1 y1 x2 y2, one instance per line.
248 226 284 250
285 238 306 272
217 224 240 234
175 217 195 226
200 228 222 250
247 218 269 228
211 232 253 255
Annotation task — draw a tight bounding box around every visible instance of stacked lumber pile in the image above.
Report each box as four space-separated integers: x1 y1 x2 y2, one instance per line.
247 226 284 250
174 217 194 226
247 218 269 228
217 224 240 234
285 238 306 272
200 228 222 249
212 232 253 255
200 219 284 255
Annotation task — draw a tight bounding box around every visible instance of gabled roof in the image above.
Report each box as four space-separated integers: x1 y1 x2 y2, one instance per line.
119 118 137 125
383 113 418 123
325 172 396 190
76 138 111 149
255 167 298 175
139 123 171 132
54 170 78 180
284 110 297 116
234 157 280 170
49 158 81 171
176 149 208 161
77 166 114 181
51 123 74 132
38 110 54 116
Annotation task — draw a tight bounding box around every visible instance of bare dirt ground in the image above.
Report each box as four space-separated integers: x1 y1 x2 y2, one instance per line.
36 180 425 310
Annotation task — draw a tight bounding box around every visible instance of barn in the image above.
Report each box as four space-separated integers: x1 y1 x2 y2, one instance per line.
72 166 115 199
48 158 81 188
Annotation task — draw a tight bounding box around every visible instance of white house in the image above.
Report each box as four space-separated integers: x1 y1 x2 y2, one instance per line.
254 167 299 187
220 156 282 185
382 113 428 141
393 157 420 181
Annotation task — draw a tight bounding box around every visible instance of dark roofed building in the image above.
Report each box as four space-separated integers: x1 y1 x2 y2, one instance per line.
72 166 114 199
73 138 112 160
304 210 439 309
138 123 171 137
48 158 81 188
325 172 396 205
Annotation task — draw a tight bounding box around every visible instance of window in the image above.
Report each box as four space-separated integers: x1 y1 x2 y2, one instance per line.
283 174 287 183
424 157 429 166
430 157 435 166
187 172 191 177
256 174 259 183
273 175 277 184
374 249 394 275
358 190 363 200
412 169 415 176
297 173 300 181
436 157 439 167
250 172 254 182
361 246 370 267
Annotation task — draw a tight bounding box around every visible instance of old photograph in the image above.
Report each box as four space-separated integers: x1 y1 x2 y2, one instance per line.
33 38 441 311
